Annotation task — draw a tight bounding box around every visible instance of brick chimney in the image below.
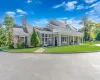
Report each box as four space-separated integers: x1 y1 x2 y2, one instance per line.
22 15 27 28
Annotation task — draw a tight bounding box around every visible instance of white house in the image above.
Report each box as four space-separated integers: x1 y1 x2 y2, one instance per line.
13 16 84 47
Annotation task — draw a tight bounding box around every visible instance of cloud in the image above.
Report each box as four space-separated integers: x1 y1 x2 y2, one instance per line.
33 19 48 27
6 11 16 17
66 18 83 29
85 0 97 3
53 2 65 8
31 12 35 15
89 1 100 8
65 1 78 10
56 17 68 22
27 0 32 3
16 9 27 15
86 1 100 22
35 0 42 4
76 5 84 10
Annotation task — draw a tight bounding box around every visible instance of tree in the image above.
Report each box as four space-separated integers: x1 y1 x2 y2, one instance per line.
86 20 95 41
96 32 100 41
31 28 40 47
0 25 7 46
3 16 14 48
80 17 90 41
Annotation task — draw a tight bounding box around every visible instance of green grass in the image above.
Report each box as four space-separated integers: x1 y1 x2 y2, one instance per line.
0 46 39 53
84 41 100 45
44 42 100 53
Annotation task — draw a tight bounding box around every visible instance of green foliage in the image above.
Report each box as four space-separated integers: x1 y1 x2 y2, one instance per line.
9 43 14 49
16 42 20 49
3 16 14 48
31 29 40 47
80 17 100 41
0 25 7 46
84 27 90 41
96 32 100 41
16 42 25 49
21 42 25 48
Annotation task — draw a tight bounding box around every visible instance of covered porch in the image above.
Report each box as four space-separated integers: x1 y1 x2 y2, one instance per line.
53 33 83 46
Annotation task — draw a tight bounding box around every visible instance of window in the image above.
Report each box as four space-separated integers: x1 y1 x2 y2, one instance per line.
62 37 67 42
49 34 51 37
42 38 44 44
45 34 47 37
42 34 44 37
45 38 48 44
20 37 24 42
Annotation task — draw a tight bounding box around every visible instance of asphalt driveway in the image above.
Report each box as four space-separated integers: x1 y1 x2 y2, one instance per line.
0 52 100 80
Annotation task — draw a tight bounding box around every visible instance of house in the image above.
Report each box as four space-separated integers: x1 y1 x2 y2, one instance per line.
13 16 84 48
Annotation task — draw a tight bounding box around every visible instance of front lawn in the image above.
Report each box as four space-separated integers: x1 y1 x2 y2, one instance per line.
44 42 100 53
0 46 39 53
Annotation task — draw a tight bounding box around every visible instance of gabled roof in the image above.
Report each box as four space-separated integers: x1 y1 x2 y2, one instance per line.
46 19 77 31
13 27 29 36
49 19 66 29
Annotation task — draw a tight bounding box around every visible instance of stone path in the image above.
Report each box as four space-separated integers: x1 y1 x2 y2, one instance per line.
34 47 45 52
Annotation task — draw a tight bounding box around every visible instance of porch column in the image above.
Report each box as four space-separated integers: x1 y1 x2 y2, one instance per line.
73 36 74 44
82 37 83 43
67 35 69 45
58 33 61 46
44 34 45 45
24 36 25 42
78 36 80 44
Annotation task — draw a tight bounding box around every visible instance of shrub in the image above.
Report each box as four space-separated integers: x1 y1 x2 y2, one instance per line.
31 29 40 47
16 42 20 48
16 42 25 49
96 32 100 41
9 43 14 49
21 42 25 48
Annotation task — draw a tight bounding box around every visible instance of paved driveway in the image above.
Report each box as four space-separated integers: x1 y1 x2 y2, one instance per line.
0 52 100 80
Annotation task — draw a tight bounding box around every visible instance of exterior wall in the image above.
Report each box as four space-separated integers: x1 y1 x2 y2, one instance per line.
13 35 30 48
38 32 53 46
38 31 84 47
27 35 31 46
13 35 19 48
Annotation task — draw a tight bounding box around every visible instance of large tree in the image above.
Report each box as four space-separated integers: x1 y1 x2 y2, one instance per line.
86 20 95 41
0 24 7 46
31 28 40 47
80 17 90 41
3 16 14 48
96 32 100 41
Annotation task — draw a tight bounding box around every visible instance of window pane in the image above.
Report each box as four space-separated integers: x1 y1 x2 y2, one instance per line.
45 34 47 37
42 34 44 37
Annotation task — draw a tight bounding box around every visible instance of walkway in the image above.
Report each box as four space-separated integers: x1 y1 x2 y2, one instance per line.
34 47 45 52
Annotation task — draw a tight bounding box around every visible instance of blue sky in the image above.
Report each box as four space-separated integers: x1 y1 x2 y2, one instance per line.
0 0 100 29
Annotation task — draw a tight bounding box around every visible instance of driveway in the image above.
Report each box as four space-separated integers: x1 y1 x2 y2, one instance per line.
0 52 100 80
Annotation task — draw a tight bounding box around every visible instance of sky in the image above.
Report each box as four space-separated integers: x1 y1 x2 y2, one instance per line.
0 0 100 29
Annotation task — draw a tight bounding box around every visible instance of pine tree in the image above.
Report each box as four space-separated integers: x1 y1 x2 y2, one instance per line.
31 29 40 47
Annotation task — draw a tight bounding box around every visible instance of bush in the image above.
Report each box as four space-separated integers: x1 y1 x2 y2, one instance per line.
16 42 20 48
21 42 25 48
96 32 100 41
9 43 14 49
16 42 25 49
